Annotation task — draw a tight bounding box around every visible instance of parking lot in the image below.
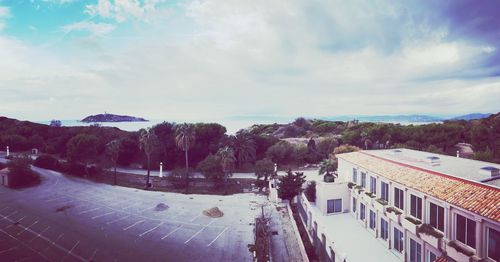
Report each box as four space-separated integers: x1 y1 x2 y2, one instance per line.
0 166 271 261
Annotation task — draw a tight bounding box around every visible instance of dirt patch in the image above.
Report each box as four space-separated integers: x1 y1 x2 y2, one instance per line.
154 203 169 211
55 205 74 212
203 207 224 218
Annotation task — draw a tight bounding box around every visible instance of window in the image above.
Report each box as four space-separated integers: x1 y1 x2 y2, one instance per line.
381 218 388 240
429 202 445 232
456 214 476 249
352 197 357 213
381 181 389 202
370 176 377 194
394 187 404 210
488 228 499 262
427 250 437 262
393 228 404 253
369 210 376 230
360 203 366 221
361 172 367 188
352 168 358 183
327 199 342 214
410 195 422 220
409 239 422 262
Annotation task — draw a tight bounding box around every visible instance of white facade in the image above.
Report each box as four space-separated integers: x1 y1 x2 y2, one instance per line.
297 154 500 262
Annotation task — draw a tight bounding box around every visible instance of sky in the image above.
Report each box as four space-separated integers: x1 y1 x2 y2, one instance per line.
0 0 499 124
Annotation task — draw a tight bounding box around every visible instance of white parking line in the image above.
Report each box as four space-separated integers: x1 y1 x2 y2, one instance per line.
92 211 115 219
106 215 130 225
45 196 66 202
184 220 215 244
122 203 142 210
17 221 38 236
29 226 50 242
78 207 100 215
63 240 80 260
0 206 9 213
45 233 64 251
139 222 164 237
207 227 229 247
4 211 18 219
88 248 99 261
0 246 18 254
123 220 145 231
5 216 26 229
161 225 183 240
189 214 201 222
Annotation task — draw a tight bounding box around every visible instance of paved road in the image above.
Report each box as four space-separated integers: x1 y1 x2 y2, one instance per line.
0 158 273 261
115 167 258 179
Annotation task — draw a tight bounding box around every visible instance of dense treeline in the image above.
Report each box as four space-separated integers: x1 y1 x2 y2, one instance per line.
0 112 499 178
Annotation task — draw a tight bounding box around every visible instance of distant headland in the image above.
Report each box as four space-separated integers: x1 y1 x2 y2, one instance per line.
80 113 149 123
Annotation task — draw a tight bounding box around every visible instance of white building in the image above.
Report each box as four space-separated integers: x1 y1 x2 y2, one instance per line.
296 149 500 262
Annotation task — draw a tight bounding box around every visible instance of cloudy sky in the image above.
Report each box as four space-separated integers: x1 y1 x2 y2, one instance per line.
0 0 499 124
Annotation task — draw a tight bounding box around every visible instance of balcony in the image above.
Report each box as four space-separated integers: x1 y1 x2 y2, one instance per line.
386 206 402 224
353 185 364 196
447 241 475 262
373 198 388 213
417 224 444 250
401 216 421 235
361 192 376 205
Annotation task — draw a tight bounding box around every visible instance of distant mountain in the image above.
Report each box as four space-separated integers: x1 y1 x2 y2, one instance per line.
448 113 492 121
81 113 148 123
322 114 442 123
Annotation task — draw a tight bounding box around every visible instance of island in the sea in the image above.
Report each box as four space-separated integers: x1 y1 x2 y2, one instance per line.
81 113 149 123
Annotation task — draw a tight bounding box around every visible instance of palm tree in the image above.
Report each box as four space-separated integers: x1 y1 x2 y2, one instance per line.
230 130 256 168
175 123 196 176
318 158 337 176
217 146 236 194
105 139 120 185
140 128 158 189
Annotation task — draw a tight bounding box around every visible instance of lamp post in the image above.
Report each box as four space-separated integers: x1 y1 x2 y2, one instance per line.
6 146 9 157
159 162 163 178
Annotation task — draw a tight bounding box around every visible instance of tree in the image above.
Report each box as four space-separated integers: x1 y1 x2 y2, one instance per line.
197 154 223 187
117 137 139 166
49 120 62 127
175 123 196 174
139 128 159 189
66 134 100 177
106 139 120 185
304 181 316 202
230 130 256 168
217 146 236 194
277 170 305 201
316 137 339 158
254 158 274 182
7 155 40 188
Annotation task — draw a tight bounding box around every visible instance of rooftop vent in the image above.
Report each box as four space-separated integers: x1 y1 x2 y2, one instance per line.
480 166 500 178
425 156 440 166
392 149 403 155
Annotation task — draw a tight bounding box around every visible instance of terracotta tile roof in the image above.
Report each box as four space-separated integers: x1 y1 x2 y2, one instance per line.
338 151 500 222
434 256 448 262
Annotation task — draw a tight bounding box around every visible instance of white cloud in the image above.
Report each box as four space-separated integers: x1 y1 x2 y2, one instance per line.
85 0 164 23
0 0 499 124
61 21 116 36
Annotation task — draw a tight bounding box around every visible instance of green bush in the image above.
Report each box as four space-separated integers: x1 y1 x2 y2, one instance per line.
417 224 443 238
7 155 40 188
33 155 60 170
167 168 190 189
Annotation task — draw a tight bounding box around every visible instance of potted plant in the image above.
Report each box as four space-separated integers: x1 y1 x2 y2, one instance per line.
362 191 375 205
402 216 422 235
447 241 475 262
386 206 402 224
417 224 444 250
354 185 364 196
373 198 388 213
